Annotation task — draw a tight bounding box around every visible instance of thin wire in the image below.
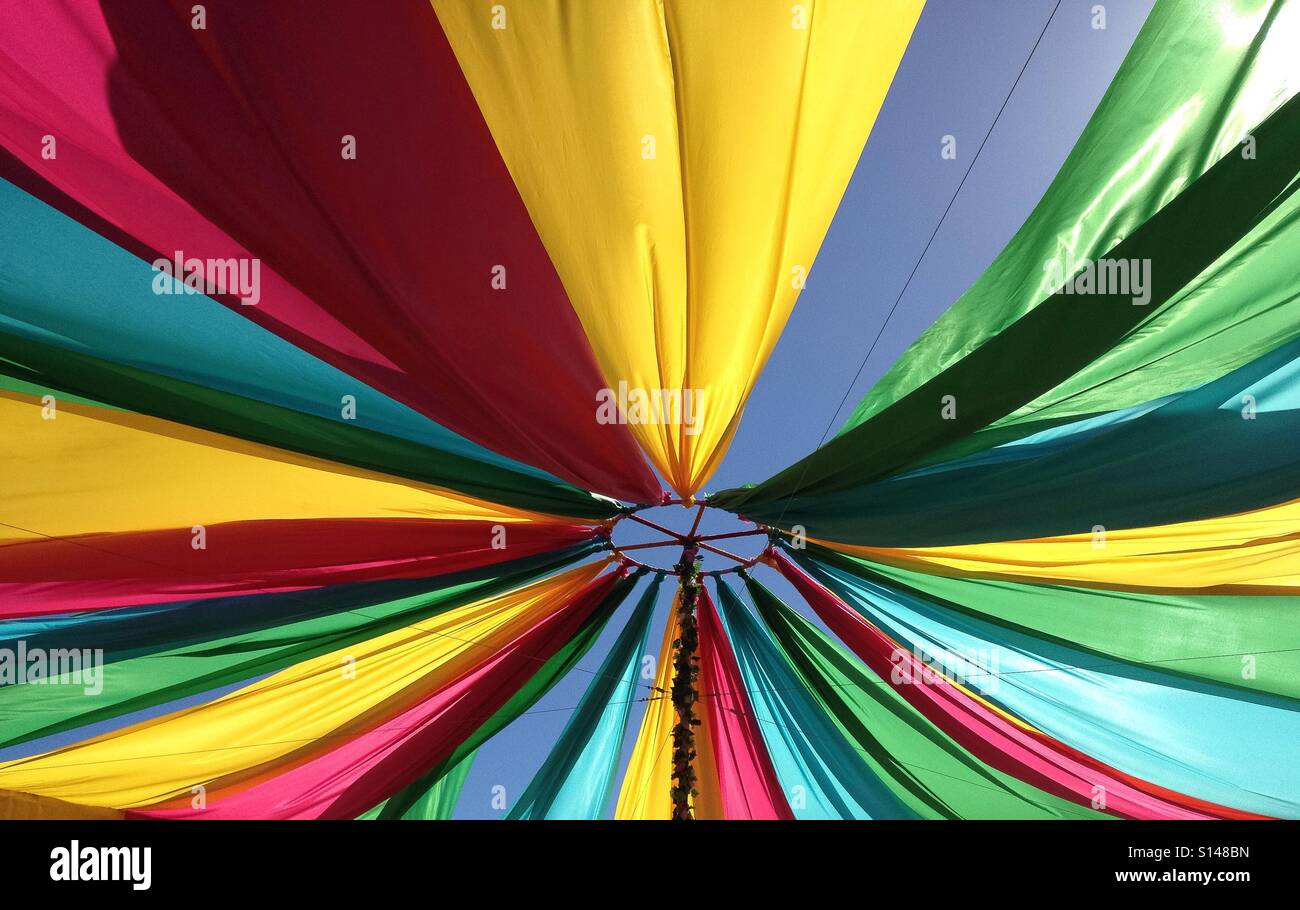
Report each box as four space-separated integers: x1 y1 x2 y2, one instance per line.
773 0 1063 527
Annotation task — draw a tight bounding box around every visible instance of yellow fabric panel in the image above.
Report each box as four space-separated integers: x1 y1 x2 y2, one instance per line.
814 496 1300 592
432 0 923 496
0 391 562 545
615 602 678 819
0 563 603 808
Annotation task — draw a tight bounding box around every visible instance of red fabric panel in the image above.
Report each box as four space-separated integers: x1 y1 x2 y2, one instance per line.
0 518 597 616
697 585 795 819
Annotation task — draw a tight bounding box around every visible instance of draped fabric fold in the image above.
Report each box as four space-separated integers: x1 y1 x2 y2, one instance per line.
695 586 793 819
371 569 639 820
755 333 1300 547
0 546 595 752
0 0 659 501
127 568 634 820
795 543 1300 701
0 390 572 546
357 750 475 821
3 0 1296 823
509 575 661 819
614 599 681 820
743 567 1109 819
847 0 1300 433
688 0 1300 822
0 563 613 813
717 86 1300 514
0 336 610 520
431 0 924 496
0 178 609 518
613 592 729 820
776 549 1294 818
811 494 1300 593
713 579 915 819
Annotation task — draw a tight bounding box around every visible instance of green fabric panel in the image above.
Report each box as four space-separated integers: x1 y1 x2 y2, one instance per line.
356 749 476 820
910 178 1300 470
0 548 596 750
0 330 616 520
803 543 1300 702
714 87 1300 515
847 0 1300 432
743 575 1110 820
507 575 661 819
375 571 643 819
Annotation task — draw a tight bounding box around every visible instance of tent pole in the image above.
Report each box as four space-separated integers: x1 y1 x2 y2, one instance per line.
670 543 702 820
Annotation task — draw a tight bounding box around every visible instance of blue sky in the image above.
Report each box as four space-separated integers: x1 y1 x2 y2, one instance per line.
455 0 1158 819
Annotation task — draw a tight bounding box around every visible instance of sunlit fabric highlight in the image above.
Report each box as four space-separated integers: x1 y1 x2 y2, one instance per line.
847 0 1300 430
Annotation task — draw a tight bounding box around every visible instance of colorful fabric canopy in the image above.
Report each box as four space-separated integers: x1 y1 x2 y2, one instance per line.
2 0 1297 821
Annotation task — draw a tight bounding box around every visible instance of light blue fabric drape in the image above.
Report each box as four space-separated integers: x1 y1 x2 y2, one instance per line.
508 575 662 819
797 555 1300 819
713 579 916 819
